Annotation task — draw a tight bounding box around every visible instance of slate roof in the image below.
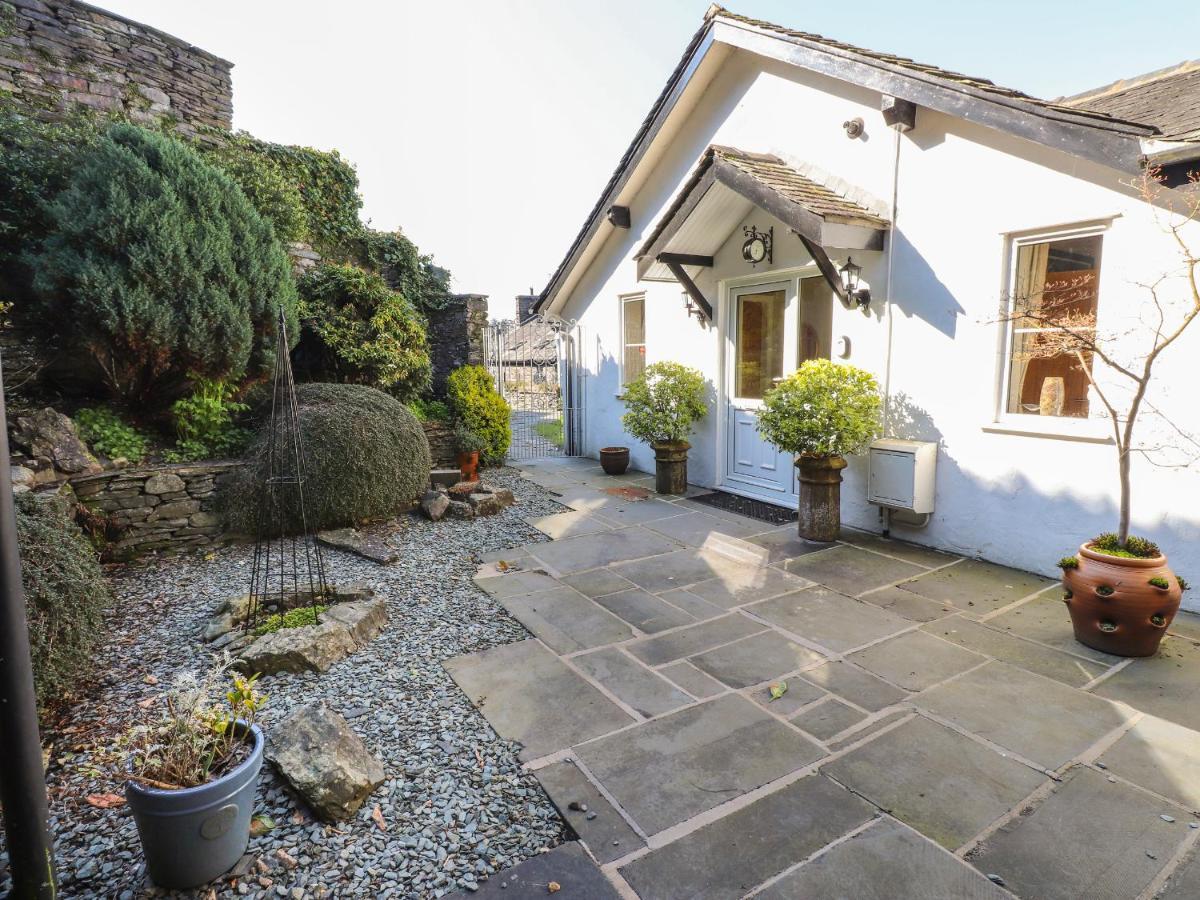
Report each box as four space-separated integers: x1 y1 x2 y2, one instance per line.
1061 62 1200 142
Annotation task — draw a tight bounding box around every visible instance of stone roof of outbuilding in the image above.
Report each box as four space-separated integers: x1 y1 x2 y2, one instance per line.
1061 62 1200 142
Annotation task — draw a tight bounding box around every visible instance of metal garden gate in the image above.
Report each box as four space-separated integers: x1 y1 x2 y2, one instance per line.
484 313 586 460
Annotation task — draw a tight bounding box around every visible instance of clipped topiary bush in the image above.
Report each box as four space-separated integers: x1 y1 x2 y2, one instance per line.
15 490 112 713
29 122 298 408
621 362 708 446
447 365 511 466
757 360 882 459
226 383 431 532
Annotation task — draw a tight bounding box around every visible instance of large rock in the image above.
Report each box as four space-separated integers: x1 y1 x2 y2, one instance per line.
317 527 401 565
319 598 388 647
237 621 356 675
267 702 386 822
11 408 101 475
468 493 503 517
144 472 186 495
421 490 450 522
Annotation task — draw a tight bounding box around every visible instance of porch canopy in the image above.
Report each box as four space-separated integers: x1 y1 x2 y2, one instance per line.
635 145 889 319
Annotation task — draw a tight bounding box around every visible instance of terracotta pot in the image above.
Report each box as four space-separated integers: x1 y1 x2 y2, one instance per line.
457 451 479 483
600 446 630 476
651 441 690 495
795 455 847 543
1062 542 1182 657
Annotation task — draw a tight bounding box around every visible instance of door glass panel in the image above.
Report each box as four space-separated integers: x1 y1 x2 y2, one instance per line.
799 277 833 362
734 289 785 399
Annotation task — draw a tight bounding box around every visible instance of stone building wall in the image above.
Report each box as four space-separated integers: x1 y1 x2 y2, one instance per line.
426 294 488 397
423 421 456 467
72 460 242 559
0 0 234 135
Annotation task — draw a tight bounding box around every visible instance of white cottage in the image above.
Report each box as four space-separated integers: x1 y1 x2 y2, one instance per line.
533 6 1200 608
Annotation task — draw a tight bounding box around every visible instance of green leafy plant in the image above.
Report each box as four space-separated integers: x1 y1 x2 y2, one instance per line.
252 605 327 636
534 419 564 446
756 360 882 458
295 263 432 401
1149 576 1171 590
1088 533 1161 560
75 407 150 462
408 397 451 423
166 377 250 461
453 425 487 455
201 137 308 244
1057 556 1080 570
1179 576 1191 592
621 362 707 446
447 365 511 465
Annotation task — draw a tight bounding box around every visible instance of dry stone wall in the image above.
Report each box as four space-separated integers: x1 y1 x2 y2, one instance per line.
426 294 489 397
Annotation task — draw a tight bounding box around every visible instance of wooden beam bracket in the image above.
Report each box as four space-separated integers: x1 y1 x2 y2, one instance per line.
662 258 713 323
796 233 853 309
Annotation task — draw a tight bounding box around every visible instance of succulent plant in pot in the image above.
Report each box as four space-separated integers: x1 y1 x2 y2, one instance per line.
620 362 707 494
454 425 486 482
756 360 882 542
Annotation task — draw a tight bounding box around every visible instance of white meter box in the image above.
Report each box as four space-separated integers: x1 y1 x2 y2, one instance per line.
867 439 937 514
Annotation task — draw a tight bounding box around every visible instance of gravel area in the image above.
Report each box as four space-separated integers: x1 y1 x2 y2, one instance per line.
8 468 571 898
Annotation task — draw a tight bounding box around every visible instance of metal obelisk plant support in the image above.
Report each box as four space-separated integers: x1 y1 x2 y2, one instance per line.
244 308 329 631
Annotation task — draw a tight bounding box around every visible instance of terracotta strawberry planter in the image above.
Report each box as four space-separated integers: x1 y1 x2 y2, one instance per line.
457 451 479 483
1062 542 1183 657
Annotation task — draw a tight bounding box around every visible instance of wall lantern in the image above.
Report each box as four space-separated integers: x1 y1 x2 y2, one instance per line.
839 257 871 309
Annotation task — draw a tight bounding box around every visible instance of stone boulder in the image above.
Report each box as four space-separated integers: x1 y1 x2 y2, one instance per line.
319 598 388 647
11 408 101 476
420 490 450 522
267 702 386 822
317 528 401 565
237 621 357 675
468 492 503 517
447 500 474 519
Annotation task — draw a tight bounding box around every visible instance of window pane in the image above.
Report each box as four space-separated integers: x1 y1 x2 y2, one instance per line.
623 344 645 385
735 289 785 399
623 297 645 345
1007 331 1093 417
799 277 832 362
1013 235 1100 328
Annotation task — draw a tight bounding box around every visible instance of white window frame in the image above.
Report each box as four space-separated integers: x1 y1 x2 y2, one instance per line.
618 291 646 391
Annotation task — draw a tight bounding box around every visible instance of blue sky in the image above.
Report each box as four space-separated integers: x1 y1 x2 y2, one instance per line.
101 0 1199 313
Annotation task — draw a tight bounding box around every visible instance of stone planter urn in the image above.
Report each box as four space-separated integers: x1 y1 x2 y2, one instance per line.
651 441 690 495
600 446 630 475
795 455 847 542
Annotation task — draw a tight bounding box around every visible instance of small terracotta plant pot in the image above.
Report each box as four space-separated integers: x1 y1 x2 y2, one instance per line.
1061 542 1183 657
457 450 480 483
600 446 630 476
651 441 690 495
795 455 847 543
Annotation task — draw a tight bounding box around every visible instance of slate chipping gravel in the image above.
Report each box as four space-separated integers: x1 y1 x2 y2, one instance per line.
4 469 570 899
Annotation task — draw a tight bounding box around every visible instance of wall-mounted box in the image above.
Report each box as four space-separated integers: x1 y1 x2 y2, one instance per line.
867 439 937 514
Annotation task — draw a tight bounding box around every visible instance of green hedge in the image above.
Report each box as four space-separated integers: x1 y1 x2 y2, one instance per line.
447 365 510 466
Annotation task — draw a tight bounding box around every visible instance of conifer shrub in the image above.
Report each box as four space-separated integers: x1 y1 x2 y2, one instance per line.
446 365 511 466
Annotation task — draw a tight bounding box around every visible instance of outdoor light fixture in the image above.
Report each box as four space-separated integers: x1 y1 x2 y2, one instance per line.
839 256 871 309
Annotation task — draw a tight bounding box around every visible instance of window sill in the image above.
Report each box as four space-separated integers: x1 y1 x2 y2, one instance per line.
982 418 1114 444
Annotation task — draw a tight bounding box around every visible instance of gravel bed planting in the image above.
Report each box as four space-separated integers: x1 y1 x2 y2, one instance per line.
4 468 570 898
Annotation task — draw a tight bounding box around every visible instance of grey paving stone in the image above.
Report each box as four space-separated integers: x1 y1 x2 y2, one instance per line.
827 710 913 751
791 697 867 741
784 545 926 596
478 547 531 564
1097 714 1200 809
613 548 755 594
859 585 954 622
798 660 909 712
746 526 834 565
1159 843 1200 900
619 774 875 900
989 593 1125 664
658 587 727 621
591 497 689 526
474 568 560 598
915 661 1132 769
849 630 985 692
534 761 646 864
1168 609 1200 643
658 660 727 699
576 693 825 834
643 510 764 546
688 630 828 689
560 567 637 598
444 639 635 761
528 527 679 575
822 715 1046 849
758 818 1010 900
525 510 613 540
970 766 1191 900
627 614 765 666
921 616 1109 687
685 565 812 609
898 559 1054 616
592 588 695 634
496 585 634 654
838 528 958 569
746 586 913 652
573 647 693 718
749 675 827 716
1092 636 1200 732
444 841 621 899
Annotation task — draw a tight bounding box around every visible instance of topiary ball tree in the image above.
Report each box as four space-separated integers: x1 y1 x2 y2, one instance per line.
30 122 297 408
446 365 511 466
227 383 431 533
620 362 708 446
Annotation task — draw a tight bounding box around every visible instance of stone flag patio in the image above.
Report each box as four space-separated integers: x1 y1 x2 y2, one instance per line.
446 457 1200 899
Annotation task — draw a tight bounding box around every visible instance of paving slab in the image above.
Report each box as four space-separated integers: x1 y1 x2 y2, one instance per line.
627 614 765 666
657 587 727 621
475 568 561 598
858 585 954 622
823 715 1046 849
575 693 825 834
989 593 1124 664
783 545 926 596
534 761 646 864
797 660 909 712
591 497 689 526
612 548 756 595
528 527 679 575
745 587 912 652
561 568 637 598
444 841 621 899
573 647 693 718
922 616 1109 687
1092 636 1200 732
898 559 1053 616
525 510 613 540
1097 714 1200 809
827 710 913 751
749 675 827 716
658 660 727 699
790 697 867 740
970 766 1191 900
915 661 1133 769
444 640 634 760
685 565 812 609
643 510 764 546
1159 843 1200 900
745 527 834 565
837 529 958 569
1168 609 1200 642
688 630 828 689
619 774 875 900
495 585 634 654
478 547 531 565
758 818 1010 900
592 588 695 634
848 630 985 692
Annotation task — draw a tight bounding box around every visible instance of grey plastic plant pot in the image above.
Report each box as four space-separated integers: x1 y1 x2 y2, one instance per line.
125 722 264 890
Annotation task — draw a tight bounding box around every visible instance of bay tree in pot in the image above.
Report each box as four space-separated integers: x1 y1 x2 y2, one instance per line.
621 362 708 494
757 359 882 542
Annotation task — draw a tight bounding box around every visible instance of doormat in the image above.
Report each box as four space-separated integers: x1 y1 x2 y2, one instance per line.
689 491 797 525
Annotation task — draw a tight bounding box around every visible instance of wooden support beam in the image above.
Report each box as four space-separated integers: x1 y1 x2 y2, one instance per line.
662 259 713 322
657 252 714 268
796 233 853 309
